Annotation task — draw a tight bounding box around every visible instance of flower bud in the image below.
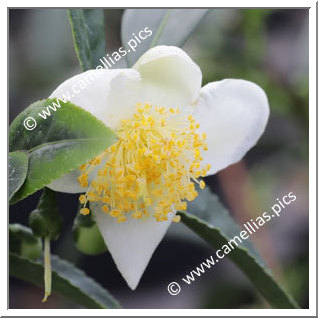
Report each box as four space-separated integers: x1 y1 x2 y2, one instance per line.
28 188 62 240
73 212 107 255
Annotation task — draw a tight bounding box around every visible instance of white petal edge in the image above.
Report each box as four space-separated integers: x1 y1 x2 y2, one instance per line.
47 157 108 193
193 79 270 175
49 68 141 130
91 201 175 290
47 169 84 193
133 45 202 108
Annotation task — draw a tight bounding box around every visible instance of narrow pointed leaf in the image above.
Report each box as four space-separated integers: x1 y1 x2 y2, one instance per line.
10 252 120 309
121 9 209 66
180 187 299 309
67 9 106 71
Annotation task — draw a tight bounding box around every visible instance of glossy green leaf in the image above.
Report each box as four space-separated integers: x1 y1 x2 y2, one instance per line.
9 151 28 200
10 252 120 309
121 9 209 66
180 187 299 309
67 9 106 71
9 99 117 203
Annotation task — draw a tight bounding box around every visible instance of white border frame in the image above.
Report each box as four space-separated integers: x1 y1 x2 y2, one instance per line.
2 0 316 316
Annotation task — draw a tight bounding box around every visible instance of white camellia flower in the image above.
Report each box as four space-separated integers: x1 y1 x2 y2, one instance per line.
47 46 269 290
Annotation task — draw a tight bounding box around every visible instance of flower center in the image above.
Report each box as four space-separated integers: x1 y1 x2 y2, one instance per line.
77 103 210 223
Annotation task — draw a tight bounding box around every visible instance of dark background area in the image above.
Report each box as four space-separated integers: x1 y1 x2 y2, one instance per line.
9 8 309 309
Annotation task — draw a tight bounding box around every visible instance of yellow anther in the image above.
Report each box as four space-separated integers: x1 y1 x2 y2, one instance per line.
102 205 109 213
158 107 165 114
132 211 142 219
175 202 187 211
79 164 87 171
110 145 116 152
87 192 98 201
199 180 206 189
109 209 120 217
173 215 181 222
101 196 110 203
117 216 126 223
77 103 209 223
80 208 90 215
79 195 86 204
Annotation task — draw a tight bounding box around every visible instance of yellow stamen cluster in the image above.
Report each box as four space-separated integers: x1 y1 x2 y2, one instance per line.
77 104 210 223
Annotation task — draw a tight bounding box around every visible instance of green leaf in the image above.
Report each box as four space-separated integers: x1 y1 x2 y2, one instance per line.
121 9 209 66
180 187 299 309
9 151 28 200
9 99 117 204
10 252 120 309
67 9 106 71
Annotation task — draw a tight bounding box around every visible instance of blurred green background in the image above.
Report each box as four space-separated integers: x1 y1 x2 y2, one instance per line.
9 8 309 309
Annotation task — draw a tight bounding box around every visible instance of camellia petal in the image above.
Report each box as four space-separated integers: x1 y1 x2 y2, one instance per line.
91 201 175 290
49 68 141 130
48 157 108 194
193 79 270 175
48 169 85 193
133 45 202 108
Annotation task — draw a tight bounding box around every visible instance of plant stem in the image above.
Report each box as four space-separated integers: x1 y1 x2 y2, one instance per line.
42 237 51 302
